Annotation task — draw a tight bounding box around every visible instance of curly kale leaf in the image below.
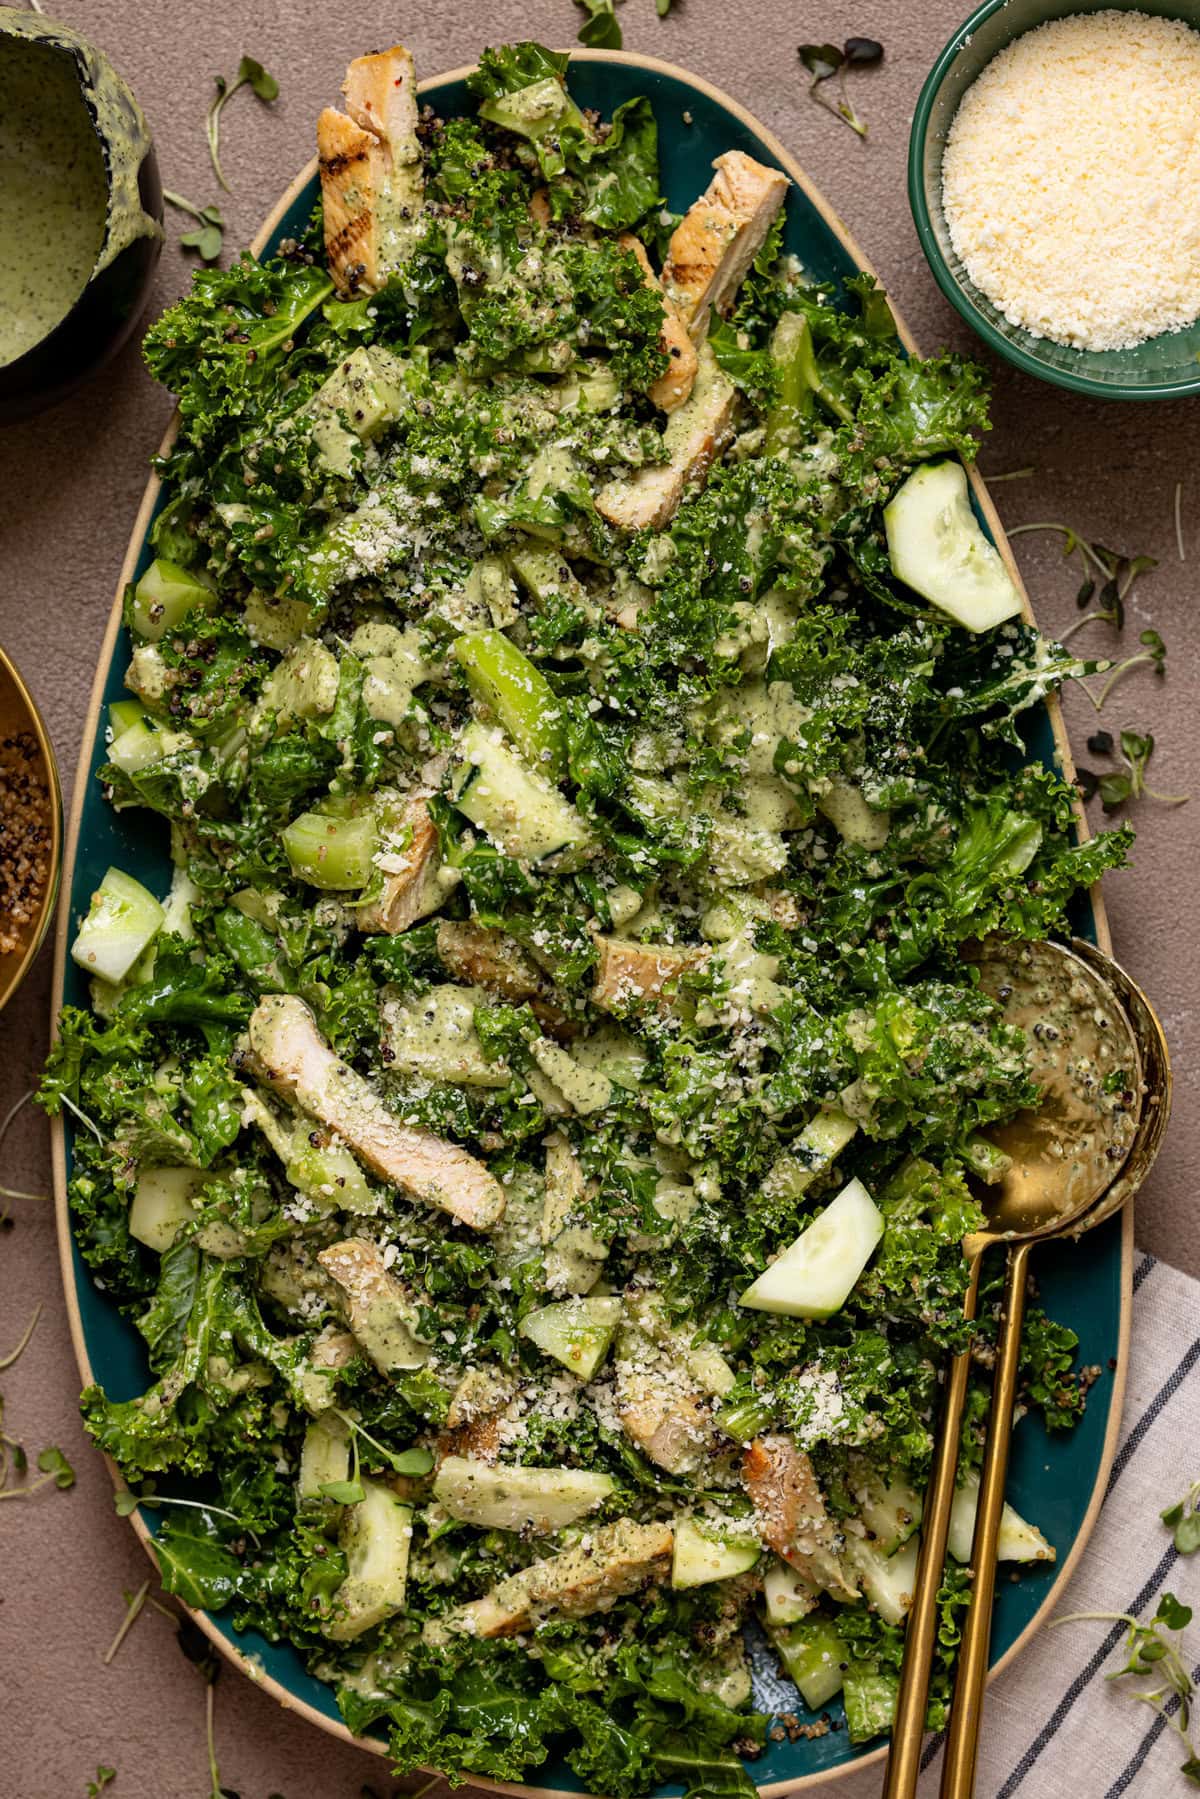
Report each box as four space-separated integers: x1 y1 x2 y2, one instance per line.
143 257 333 437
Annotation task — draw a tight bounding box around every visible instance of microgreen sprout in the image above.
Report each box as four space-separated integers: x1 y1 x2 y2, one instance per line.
86 1768 117 1797
102 1580 152 1666
798 37 884 138
575 0 623 47
1163 1481 1200 1556
1053 1593 1200 1785
1077 729 1188 813
112 1485 261 1545
163 191 226 264
207 56 279 191
0 1089 51 1217
330 1409 435 1479
1091 628 1168 709
1175 482 1186 562
0 1302 42 1371
1007 521 1157 641
0 1442 76 1501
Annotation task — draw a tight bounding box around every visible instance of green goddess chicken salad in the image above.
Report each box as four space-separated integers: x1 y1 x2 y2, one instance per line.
45 40 1132 1796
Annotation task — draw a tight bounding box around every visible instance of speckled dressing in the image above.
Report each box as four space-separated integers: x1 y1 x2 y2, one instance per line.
0 9 161 367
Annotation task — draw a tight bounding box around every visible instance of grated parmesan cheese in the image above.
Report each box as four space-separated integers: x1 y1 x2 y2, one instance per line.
941 11 1200 351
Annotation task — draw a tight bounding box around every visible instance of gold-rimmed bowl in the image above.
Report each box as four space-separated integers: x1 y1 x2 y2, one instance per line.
0 644 62 1009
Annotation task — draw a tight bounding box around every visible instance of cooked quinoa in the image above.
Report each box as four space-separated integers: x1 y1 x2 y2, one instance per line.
0 731 51 956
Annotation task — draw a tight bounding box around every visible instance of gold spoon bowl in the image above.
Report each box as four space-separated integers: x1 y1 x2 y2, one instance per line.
884 935 1165 1799
0 644 62 1012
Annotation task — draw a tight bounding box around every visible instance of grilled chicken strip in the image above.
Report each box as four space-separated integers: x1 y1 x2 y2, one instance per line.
743 1434 859 1601
662 150 790 342
592 934 711 1012
246 995 505 1230
618 234 698 412
356 790 444 935
436 1519 674 1638
595 345 736 532
318 46 424 294
317 1238 430 1374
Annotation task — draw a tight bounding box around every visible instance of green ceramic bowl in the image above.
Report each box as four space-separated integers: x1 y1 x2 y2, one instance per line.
909 0 1200 400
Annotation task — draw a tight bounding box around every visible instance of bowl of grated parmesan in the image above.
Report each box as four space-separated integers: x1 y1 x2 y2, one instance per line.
910 0 1200 398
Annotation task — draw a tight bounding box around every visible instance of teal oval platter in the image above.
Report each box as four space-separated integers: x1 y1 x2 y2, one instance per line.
50 48 1131 1796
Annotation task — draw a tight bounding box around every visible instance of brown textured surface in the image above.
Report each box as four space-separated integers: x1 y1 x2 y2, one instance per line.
1 3 1197 1794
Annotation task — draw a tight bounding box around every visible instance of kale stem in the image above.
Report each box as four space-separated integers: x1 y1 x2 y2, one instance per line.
58 1091 103 1142
0 1303 42 1371
102 1579 151 1666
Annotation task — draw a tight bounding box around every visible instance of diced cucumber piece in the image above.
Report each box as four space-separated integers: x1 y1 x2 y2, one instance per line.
243 588 312 653
763 1556 820 1626
763 1104 858 1203
453 630 566 779
129 1167 205 1253
450 721 590 863
108 699 144 736
298 1414 352 1501
530 1038 613 1114
507 544 597 624
884 461 1023 633
129 557 215 642
310 345 408 474
520 1296 622 1380
854 1464 924 1556
672 1514 760 1589
771 1615 849 1710
287 1139 377 1215
816 777 890 850
843 1665 899 1744
108 718 172 776
847 1533 919 1626
385 984 513 1089
71 867 165 985
282 810 377 891
739 1178 885 1318
948 1469 1055 1565
325 1480 413 1641
256 637 340 726
125 644 171 711
433 1456 615 1533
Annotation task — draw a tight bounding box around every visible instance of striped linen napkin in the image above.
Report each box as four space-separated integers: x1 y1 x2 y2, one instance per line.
759 1251 1200 1798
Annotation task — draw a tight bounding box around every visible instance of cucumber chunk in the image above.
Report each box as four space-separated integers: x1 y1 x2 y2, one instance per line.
129 557 215 643
71 867 165 985
450 721 590 863
282 809 377 891
129 1166 205 1252
854 1463 924 1556
325 1479 413 1641
433 1455 614 1533
884 460 1022 633
739 1178 885 1319
763 1556 820 1626
672 1514 760 1589
298 1414 351 1502
948 1468 1055 1566
520 1296 622 1380
847 1533 919 1626
108 699 144 736
771 1615 849 1710
763 1103 858 1203
452 630 566 779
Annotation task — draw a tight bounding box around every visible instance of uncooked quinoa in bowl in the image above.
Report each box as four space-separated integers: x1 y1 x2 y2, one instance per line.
0 646 62 1008
910 0 1200 399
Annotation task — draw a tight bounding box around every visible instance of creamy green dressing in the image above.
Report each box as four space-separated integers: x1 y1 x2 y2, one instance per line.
0 13 161 368
0 34 107 364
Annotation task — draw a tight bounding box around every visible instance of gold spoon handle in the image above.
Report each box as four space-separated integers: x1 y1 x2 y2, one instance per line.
883 1253 982 1799
939 1239 1033 1799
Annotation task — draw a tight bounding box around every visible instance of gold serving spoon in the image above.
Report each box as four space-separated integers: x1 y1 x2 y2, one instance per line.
938 939 1171 1798
883 936 1154 1799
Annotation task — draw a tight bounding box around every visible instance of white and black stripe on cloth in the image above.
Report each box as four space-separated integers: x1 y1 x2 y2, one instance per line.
757 1252 1200 1799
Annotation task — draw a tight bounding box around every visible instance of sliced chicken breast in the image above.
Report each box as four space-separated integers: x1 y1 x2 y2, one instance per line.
592 934 711 1012
247 995 505 1230
318 46 424 294
618 234 698 412
743 1434 859 1600
662 150 790 342
438 1519 674 1637
356 791 443 935
595 346 736 533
